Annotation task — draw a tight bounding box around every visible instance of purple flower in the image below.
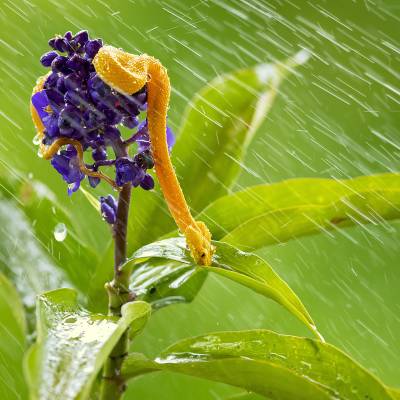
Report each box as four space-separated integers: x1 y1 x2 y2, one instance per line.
140 174 155 190
115 158 144 187
50 146 84 195
166 126 175 151
34 30 174 199
100 195 118 224
40 51 58 67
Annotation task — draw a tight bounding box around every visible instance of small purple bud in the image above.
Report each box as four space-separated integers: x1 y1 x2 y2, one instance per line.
64 73 80 91
100 195 118 224
48 38 57 50
51 55 69 74
115 157 144 187
73 30 89 46
54 37 66 52
85 39 102 58
140 174 154 190
100 202 116 224
88 175 100 188
122 116 139 129
104 126 120 145
64 31 73 41
56 77 67 94
66 54 85 71
40 51 58 67
44 72 59 89
92 147 107 161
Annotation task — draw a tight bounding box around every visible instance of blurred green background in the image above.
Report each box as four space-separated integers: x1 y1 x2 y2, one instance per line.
0 0 399 399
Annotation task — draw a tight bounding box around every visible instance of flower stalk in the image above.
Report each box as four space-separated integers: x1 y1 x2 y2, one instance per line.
100 180 133 399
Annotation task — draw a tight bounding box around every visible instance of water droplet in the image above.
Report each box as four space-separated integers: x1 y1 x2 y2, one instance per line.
54 223 67 242
32 134 41 145
28 172 33 180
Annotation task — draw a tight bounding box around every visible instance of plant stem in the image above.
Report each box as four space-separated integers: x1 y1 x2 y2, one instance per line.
99 182 132 400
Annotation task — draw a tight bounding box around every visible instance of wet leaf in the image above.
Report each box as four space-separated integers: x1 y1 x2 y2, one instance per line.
127 51 309 251
126 237 319 338
25 288 151 400
19 181 100 296
129 258 207 310
0 199 71 318
0 178 100 315
122 330 395 400
0 272 28 400
197 173 400 250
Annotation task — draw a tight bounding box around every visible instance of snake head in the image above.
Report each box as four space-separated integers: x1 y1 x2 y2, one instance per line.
93 46 148 96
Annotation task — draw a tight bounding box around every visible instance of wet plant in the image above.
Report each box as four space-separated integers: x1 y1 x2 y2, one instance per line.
1 29 399 399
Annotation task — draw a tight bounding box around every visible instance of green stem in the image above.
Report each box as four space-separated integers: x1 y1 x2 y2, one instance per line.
99 182 132 400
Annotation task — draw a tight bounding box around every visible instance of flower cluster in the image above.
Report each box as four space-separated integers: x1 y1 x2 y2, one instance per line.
31 30 174 208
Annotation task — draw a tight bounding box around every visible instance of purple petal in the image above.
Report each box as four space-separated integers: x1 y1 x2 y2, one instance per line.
166 126 175 151
31 91 50 121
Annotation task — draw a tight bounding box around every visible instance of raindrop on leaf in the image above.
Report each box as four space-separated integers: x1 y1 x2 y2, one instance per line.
54 222 67 242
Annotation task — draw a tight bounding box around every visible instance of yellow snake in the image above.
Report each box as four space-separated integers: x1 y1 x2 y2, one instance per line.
30 45 214 265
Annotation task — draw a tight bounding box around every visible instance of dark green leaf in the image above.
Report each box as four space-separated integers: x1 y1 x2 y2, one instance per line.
0 272 28 400
123 330 395 400
127 51 309 252
25 288 151 400
197 173 400 250
126 237 320 338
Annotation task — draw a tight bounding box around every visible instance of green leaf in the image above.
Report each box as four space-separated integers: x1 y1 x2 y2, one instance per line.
225 394 266 400
129 258 207 309
126 237 320 338
0 178 102 317
197 173 400 250
0 272 28 400
122 330 395 400
0 199 71 317
19 181 100 296
127 51 310 251
389 388 400 400
25 288 151 400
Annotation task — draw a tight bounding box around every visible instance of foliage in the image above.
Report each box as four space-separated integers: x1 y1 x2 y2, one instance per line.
0 47 399 400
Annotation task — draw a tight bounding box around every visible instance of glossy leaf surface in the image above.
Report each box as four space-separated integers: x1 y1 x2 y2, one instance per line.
129 258 207 310
127 238 319 337
123 330 395 400
197 173 400 250
25 288 151 400
0 199 70 314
